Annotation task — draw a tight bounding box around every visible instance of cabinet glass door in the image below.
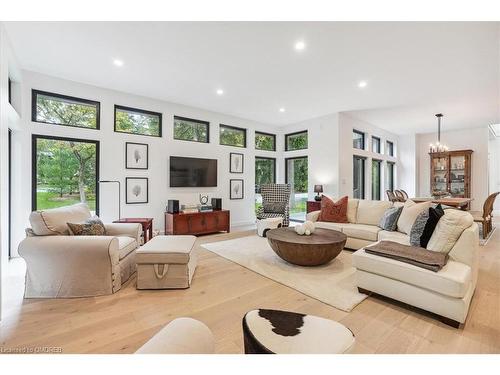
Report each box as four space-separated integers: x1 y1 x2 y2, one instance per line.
449 155 466 197
432 156 448 196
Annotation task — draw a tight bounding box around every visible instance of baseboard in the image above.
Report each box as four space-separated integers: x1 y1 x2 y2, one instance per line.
231 221 256 228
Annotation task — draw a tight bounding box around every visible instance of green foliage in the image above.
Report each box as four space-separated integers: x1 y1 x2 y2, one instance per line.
255 158 275 186
36 94 97 128
286 132 308 151
288 157 308 192
220 126 245 147
255 133 275 151
372 160 381 200
115 109 160 136
174 118 208 142
37 191 96 211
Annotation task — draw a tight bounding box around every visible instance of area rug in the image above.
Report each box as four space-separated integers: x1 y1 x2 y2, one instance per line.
201 235 367 312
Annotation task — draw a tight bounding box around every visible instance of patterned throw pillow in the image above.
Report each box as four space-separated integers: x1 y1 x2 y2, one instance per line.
67 217 106 236
263 202 286 213
378 206 403 231
409 210 430 247
420 204 444 248
318 195 348 223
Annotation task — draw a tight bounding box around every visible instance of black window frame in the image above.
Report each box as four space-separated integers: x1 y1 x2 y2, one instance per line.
387 161 395 192
114 104 163 138
173 115 210 143
255 131 276 151
371 158 382 200
387 140 394 157
255 156 277 186
353 129 365 150
8 78 12 105
353 155 366 199
219 124 247 148
32 89 101 130
372 136 381 153
31 134 100 215
285 130 308 151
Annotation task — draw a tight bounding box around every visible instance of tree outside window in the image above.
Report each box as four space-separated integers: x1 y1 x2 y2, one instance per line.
174 116 209 143
115 105 161 137
220 124 246 147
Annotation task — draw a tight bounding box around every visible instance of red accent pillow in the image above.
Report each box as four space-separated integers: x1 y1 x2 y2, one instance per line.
318 196 348 223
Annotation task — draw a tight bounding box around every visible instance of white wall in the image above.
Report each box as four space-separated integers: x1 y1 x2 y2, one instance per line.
10 70 279 256
489 136 500 213
398 134 418 197
416 127 490 211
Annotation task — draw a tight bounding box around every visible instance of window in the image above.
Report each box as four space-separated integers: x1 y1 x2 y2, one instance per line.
353 130 365 149
387 162 395 192
372 159 382 200
255 131 276 151
285 131 308 151
372 136 381 153
286 156 308 222
255 157 276 186
173 116 209 143
219 124 246 147
32 135 99 214
32 89 100 129
114 105 162 137
8 78 12 105
387 141 394 157
353 156 365 199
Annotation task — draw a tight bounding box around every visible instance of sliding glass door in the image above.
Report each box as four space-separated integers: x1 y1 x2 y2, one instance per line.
285 156 308 222
32 135 100 214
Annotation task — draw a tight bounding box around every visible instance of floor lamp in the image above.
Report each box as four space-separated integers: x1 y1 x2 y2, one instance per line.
98 180 121 220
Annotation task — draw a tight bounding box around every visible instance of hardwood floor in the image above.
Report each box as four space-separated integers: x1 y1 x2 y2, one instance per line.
1 224 499 354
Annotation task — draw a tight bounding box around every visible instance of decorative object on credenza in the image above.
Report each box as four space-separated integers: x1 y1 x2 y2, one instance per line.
126 142 148 169
211 198 222 210
230 152 244 173
314 185 323 201
126 177 149 204
167 199 179 214
181 204 199 214
294 220 316 236
429 113 449 153
230 179 244 199
199 194 209 205
98 180 121 219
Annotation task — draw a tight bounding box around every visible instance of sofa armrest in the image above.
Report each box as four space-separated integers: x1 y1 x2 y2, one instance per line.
18 235 121 297
306 210 321 222
105 223 142 244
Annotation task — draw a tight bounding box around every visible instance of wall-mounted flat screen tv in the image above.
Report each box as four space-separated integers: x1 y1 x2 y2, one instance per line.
170 156 218 187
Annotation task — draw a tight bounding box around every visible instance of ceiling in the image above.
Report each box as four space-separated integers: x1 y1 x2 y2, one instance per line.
4 21 499 134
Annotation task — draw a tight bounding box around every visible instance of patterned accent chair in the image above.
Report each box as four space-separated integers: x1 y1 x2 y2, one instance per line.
256 184 292 227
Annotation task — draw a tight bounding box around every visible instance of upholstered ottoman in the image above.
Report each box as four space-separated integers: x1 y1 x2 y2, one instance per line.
257 217 283 237
242 309 355 354
136 235 197 289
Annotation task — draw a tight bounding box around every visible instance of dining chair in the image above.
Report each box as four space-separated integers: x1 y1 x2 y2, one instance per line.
470 192 499 239
386 190 397 202
394 190 406 202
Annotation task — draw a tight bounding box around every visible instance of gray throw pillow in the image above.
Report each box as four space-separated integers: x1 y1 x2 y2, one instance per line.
409 210 430 247
378 206 403 231
263 202 286 213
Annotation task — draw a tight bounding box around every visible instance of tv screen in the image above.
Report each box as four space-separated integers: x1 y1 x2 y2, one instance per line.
170 156 218 187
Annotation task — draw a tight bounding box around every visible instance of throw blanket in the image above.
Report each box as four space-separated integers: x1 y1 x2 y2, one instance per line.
364 241 448 272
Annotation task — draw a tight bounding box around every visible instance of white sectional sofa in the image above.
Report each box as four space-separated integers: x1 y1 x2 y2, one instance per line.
307 198 479 327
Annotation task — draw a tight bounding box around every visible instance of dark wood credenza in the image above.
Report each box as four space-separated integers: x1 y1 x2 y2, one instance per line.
306 200 321 213
165 210 230 236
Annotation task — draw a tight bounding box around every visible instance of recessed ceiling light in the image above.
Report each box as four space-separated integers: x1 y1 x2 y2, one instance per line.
358 80 368 88
216 89 224 95
113 59 124 67
279 108 285 113
294 41 306 51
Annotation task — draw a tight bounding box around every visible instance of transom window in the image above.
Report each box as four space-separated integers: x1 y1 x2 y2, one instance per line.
174 116 209 143
32 89 100 129
114 105 162 137
255 131 276 151
285 130 308 151
219 124 247 148
387 141 394 157
372 136 381 153
353 130 365 150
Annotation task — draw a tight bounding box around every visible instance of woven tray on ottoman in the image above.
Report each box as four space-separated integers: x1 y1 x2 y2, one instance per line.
242 309 355 354
136 235 197 290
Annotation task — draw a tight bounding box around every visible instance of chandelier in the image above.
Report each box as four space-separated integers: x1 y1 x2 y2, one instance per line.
429 113 449 153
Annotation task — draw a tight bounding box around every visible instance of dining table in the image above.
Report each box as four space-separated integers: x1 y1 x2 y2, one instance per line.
411 197 473 210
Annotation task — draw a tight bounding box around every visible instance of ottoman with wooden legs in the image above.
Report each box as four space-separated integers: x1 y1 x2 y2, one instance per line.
136 235 197 289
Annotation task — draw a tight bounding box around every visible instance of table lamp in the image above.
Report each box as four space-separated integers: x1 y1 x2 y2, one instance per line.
314 185 323 201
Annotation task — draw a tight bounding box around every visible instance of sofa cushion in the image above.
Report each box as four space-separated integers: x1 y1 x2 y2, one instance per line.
356 200 392 226
29 203 92 236
397 200 433 234
341 224 381 242
318 196 348 223
347 199 359 223
352 248 471 298
377 230 410 245
379 206 403 231
427 209 474 254
409 210 429 247
314 221 345 232
118 237 137 260
420 204 445 248
263 202 286 214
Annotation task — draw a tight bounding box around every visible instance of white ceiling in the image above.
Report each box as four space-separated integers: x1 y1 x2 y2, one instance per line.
4 21 500 134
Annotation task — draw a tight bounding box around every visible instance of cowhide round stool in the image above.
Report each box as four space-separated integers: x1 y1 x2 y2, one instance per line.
242 309 355 354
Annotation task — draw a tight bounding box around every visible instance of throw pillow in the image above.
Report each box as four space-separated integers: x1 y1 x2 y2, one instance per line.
420 204 445 248
397 200 433 234
427 209 473 253
67 217 106 236
379 206 403 231
409 210 429 247
263 202 286 213
318 195 348 223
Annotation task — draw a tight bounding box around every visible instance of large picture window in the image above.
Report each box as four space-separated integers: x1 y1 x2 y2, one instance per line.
32 89 100 129
220 124 246 147
372 159 382 200
174 116 209 143
285 130 308 151
286 156 308 222
114 105 162 137
255 157 276 187
353 155 366 199
255 131 276 151
32 135 99 213
387 162 395 192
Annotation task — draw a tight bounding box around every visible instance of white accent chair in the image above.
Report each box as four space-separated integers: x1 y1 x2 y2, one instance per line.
18 203 141 298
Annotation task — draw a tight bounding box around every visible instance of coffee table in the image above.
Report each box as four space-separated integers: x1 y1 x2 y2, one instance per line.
266 227 347 266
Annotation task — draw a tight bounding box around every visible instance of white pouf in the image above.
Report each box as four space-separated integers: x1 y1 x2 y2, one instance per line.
257 217 283 237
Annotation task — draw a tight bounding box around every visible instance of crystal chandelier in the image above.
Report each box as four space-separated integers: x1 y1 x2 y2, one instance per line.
429 113 449 153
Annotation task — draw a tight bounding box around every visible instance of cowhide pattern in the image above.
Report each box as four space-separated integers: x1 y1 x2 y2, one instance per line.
258 309 305 336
